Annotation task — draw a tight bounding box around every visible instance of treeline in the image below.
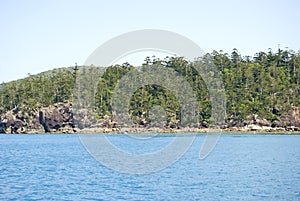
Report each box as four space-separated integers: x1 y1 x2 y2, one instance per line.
216 48 300 122
0 48 299 126
0 68 75 114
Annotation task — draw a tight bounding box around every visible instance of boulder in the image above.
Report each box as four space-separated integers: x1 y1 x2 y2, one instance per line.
0 122 6 133
256 118 271 127
73 108 96 129
246 124 263 131
274 107 300 128
39 101 74 133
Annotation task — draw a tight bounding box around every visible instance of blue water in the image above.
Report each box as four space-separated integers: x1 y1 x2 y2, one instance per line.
0 134 300 200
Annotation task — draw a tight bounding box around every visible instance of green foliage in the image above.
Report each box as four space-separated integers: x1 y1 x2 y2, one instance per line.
0 48 299 127
0 67 75 113
95 64 133 118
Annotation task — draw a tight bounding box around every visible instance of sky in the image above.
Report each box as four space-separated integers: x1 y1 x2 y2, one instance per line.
0 0 299 83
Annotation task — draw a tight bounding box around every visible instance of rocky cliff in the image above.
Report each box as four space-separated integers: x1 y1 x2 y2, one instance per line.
0 102 299 134
0 101 74 134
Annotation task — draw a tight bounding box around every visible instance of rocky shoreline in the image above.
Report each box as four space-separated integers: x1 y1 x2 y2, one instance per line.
0 101 299 134
74 127 300 134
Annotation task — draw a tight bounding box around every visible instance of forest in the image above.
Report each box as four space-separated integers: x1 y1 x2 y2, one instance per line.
0 48 299 128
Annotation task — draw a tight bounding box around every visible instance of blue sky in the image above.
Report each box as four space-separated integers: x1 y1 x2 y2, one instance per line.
0 0 299 82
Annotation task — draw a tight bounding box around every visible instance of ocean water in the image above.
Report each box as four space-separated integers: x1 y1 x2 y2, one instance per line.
0 134 299 200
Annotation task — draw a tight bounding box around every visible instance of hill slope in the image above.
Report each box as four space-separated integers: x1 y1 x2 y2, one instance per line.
0 49 300 133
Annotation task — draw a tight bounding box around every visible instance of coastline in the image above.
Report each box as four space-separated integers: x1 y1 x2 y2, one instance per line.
11 126 299 135
1 101 299 135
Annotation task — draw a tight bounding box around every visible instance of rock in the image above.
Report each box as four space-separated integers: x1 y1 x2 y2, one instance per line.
5 126 12 134
16 127 27 134
112 128 120 132
201 121 209 128
275 107 300 128
73 108 95 129
246 124 263 131
220 124 228 129
57 126 75 134
103 128 111 133
271 120 284 128
3 111 27 133
291 107 300 127
246 114 271 127
256 118 271 127
12 119 26 133
39 101 74 133
0 107 42 133
1 102 297 134
227 119 245 128
0 122 6 133
0 101 77 133
169 123 177 129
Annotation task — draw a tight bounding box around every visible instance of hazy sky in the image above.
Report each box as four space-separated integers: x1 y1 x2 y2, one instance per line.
1 0 299 82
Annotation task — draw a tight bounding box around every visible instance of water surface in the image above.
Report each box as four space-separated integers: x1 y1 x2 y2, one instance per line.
0 134 299 200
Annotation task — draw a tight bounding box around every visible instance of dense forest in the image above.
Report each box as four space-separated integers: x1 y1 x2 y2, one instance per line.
0 48 299 128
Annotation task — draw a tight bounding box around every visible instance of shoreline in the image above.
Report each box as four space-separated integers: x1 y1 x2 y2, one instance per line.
76 125 300 134
1 101 299 135
4 126 298 135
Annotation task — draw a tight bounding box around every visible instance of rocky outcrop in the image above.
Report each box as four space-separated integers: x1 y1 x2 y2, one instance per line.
278 107 300 127
39 101 74 133
0 103 299 134
73 108 97 129
244 114 272 127
0 101 74 134
0 108 42 134
224 108 300 132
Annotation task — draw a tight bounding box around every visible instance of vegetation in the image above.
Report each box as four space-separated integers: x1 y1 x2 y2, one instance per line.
0 68 74 113
0 48 299 127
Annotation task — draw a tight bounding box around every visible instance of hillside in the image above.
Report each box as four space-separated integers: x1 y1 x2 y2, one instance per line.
0 48 300 133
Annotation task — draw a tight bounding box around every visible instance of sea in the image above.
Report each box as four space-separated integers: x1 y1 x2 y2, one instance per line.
0 134 299 200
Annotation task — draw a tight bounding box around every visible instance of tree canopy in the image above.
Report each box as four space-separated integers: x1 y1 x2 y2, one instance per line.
0 48 299 127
